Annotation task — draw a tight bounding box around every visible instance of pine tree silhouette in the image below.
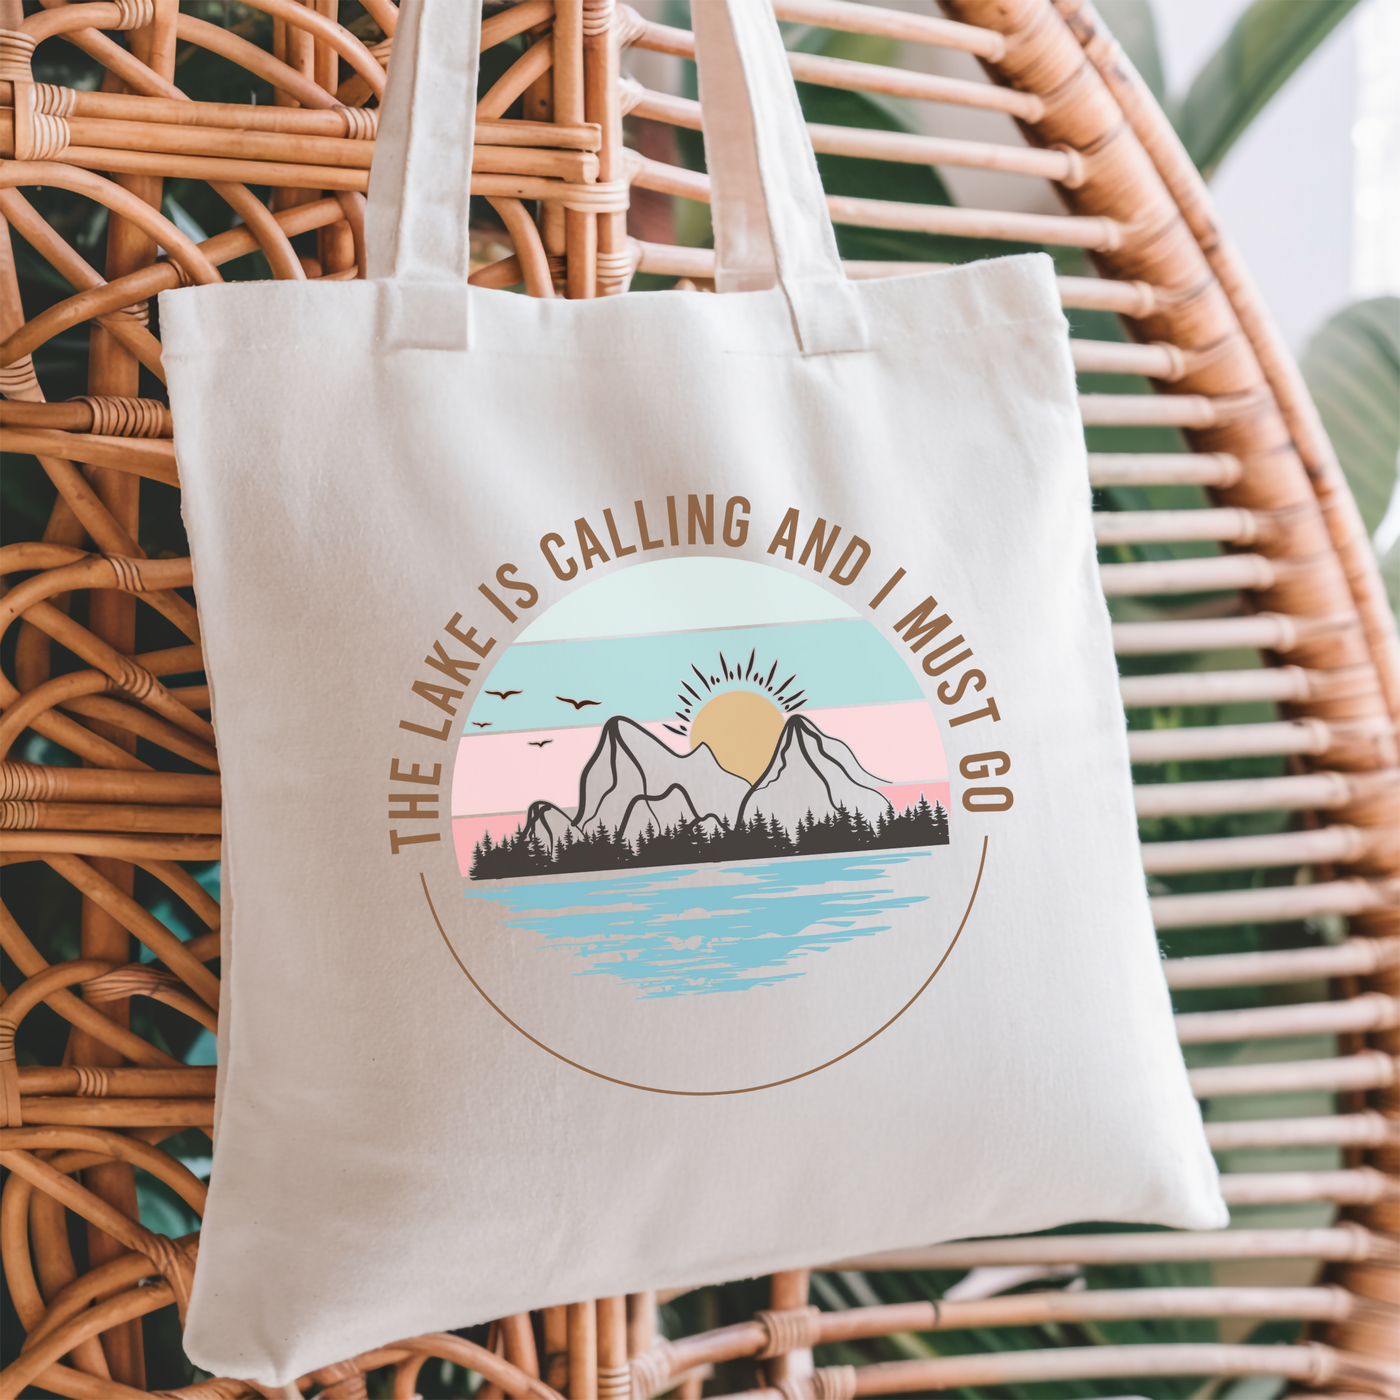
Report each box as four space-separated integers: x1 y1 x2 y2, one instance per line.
469 787 951 880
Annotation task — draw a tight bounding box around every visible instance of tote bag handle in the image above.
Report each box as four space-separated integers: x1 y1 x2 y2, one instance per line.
693 0 867 354
365 0 867 356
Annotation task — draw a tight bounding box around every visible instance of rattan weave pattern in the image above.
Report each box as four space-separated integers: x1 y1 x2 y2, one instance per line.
0 0 1396 1397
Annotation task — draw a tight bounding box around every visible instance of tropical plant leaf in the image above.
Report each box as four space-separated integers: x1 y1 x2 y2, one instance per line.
785 23 899 69
163 193 210 245
1299 297 1400 548
1381 536 1400 622
1095 0 1165 102
1377 540 1400 618
1170 0 1361 177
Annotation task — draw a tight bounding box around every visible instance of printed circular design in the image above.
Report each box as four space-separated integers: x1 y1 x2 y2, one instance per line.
429 556 986 1094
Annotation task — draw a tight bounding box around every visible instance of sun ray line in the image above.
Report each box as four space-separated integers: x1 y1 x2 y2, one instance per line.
691 664 713 692
682 680 700 701
745 648 756 679
774 673 797 698
765 659 778 688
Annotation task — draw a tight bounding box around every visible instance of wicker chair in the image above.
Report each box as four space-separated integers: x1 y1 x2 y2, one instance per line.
0 1 1396 1398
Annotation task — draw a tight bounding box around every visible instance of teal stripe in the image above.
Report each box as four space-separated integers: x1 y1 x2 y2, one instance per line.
464 619 920 735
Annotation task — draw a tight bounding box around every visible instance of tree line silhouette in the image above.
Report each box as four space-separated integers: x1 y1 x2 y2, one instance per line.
470 796 949 880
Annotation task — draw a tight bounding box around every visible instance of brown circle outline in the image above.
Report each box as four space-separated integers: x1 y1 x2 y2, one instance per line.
421 835 988 1096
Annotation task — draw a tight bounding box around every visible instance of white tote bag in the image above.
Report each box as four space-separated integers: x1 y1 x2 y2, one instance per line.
161 0 1224 1381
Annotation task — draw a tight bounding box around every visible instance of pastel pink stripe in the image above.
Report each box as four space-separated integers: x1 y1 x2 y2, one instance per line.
803 702 947 784
452 706 945 818
452 721 682 816
453 814 526 875
879 781 952 816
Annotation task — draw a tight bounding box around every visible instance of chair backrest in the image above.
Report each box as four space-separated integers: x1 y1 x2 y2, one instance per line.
0 1 1395 1398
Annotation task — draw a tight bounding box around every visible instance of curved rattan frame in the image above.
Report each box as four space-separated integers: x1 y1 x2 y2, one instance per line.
1 0 1396 1397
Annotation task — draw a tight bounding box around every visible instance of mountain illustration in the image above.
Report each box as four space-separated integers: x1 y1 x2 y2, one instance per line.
740 714 891 833
470 713 949 881
524 716 751 850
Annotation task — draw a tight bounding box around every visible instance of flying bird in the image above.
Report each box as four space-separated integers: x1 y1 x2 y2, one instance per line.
471 721 492 728
555 695 600 710
485 689 522 700
527 739 553 748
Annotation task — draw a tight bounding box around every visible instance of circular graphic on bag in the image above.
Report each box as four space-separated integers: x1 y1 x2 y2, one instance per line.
430 555 984 1094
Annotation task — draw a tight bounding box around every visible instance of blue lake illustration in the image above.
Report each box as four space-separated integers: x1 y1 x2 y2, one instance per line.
462 852 930 998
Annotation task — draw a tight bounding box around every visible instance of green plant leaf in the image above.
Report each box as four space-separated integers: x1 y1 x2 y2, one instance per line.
1095 0 1165 102
1300 296 1400 541
163 194 209 245
1380 535 1400 621
786 23 899 69
1170 0 1361 177
135 1170 201 1239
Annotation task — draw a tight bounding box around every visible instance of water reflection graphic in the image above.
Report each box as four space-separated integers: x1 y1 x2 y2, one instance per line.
462 851 931 997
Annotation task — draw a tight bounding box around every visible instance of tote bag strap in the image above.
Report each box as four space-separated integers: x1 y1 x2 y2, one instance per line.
694 0 868 356
365 0 866 356
364 0 479 347
365 0 478 285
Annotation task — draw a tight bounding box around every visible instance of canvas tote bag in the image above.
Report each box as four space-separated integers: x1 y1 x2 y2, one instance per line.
161 0 1225 1381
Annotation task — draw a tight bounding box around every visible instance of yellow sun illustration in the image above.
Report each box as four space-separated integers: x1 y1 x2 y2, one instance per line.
666 648 803 783
689 690 786 783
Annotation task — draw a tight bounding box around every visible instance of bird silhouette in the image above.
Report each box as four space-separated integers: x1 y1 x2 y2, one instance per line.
527 739 553 748
471 721 492 728
485 689 522 700
555 695 600 710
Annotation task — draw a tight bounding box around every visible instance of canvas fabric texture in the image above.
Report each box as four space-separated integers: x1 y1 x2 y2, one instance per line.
159 0 1226 1383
